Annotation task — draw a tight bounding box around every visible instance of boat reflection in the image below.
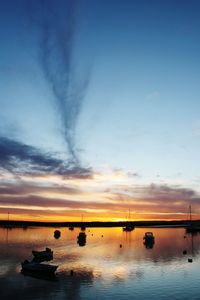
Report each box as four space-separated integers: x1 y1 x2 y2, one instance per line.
21 269 57 281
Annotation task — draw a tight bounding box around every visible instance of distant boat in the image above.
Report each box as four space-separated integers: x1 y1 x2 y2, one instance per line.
123 224 134 231
21 260 58 275
3 212 13 229
186 205 200 232
69 227 74 231
32 248 53 261
143 232 155 244
77 232 86 246
77 232 86 239
54 230 61 239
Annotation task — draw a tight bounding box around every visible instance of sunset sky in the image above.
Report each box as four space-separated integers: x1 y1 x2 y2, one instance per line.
1 0 200 221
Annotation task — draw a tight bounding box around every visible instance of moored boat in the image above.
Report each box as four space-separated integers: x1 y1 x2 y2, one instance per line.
143 232 155 242
77 232 86 246
77 232 86 239
185 205 200 233
123 224 134 231
54 230 61 239
32 248 53 260
21 260 58 275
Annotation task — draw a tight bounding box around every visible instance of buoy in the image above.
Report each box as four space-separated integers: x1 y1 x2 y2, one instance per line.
183 250 187 255
188 258 193 263
70 270 74 276
184 236 186 239
101 235 103 237
120 244 122 248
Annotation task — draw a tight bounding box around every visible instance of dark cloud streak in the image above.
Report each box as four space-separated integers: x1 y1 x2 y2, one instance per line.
0 136 92 178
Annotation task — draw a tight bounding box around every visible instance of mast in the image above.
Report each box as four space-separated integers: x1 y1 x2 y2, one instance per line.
189 205 192 225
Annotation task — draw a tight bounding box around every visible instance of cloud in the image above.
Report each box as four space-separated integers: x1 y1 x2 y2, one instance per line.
0 136 92 178
36 0 90 164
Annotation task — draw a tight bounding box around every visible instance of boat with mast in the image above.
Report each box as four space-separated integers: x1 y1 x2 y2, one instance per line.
123 209 135 231
186 205 200 232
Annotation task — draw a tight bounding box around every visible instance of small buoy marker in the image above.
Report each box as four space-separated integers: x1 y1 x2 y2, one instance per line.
188 258 193 263
120 244 122 248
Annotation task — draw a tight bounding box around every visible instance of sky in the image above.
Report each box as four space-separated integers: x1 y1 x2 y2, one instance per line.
0 0 200 221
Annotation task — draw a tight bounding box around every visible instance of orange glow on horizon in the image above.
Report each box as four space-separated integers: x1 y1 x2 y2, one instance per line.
0 211 197 222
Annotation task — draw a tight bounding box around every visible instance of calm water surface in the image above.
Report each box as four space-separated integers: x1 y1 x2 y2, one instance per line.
0 226 200 300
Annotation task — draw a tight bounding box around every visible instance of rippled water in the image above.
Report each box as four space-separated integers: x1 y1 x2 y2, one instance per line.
0 226 200 299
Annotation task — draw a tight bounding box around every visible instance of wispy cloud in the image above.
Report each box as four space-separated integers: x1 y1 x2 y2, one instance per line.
36 0 90 164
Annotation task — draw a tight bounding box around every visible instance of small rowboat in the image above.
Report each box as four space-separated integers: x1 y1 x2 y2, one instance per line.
21 260 58 275
32 248 53 260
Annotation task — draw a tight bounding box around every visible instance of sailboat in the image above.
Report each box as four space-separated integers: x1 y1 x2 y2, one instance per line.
3 212 13 229
123 209 135 231
186 205 200 232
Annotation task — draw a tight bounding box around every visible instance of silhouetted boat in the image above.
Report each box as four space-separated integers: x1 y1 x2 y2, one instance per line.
78 232 86 239
32 248 53 260
186 206 200 233
54 230 61 238
143 232 155 243
77 232 86 246
21 260 58 275
123 224 134 231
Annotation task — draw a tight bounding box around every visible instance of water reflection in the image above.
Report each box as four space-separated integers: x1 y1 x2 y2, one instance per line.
1 227 200 299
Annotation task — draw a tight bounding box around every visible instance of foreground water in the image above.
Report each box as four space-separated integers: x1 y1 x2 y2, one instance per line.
0 226 200 300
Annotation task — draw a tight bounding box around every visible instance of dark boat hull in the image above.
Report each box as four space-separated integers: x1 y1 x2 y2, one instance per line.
21 261 58 275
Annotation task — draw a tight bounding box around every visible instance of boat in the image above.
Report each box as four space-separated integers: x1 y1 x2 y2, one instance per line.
143 232 155 249
123 224 134 231
32 248 53 260
77 232 86 246
54 230 61 239
77 232 86 239
21 260 58 275
186 205 200 232
143 232 155 243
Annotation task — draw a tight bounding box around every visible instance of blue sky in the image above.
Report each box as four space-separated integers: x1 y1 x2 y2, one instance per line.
0 0 200 220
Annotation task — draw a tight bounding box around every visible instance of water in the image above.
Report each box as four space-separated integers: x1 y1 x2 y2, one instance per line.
0 226 200 300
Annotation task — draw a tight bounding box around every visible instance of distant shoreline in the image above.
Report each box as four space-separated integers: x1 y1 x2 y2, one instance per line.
0 219 199 228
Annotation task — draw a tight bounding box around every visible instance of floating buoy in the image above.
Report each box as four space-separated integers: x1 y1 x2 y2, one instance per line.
188 258 193 263
184 236 186 239
183 250 187 255
70 270 74 276
120 244 122 248
101 235 103 237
